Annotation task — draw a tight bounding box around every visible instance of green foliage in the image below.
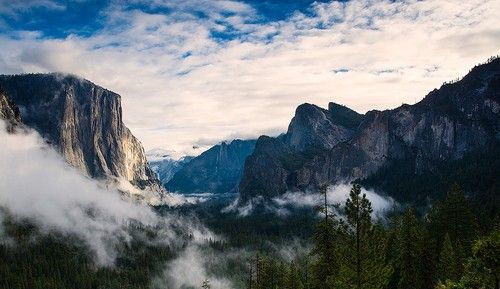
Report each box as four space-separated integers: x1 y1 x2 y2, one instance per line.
396 209 422 289
452 230 500 289
334 184 392 289
359 143 500 218
428 184 479 251
437 234 460 283
1 182 498 289
0 217 175 289
310 218 342 289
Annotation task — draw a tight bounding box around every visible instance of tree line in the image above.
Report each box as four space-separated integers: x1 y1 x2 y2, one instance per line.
243 183 499 289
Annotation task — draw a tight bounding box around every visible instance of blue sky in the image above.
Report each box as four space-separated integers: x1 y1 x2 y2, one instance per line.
2 0 336 39
0 0 499 155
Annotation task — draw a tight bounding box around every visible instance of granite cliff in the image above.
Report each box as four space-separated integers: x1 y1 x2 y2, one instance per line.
239 58 500 202
0 89 21 132
0 73 161 191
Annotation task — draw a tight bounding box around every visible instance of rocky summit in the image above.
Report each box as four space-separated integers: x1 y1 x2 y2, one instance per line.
239 58 500 202
0 73 161 191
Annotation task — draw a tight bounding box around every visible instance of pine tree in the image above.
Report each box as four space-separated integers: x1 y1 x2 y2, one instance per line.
428 184 479 250
336 184 392 289
458 229 500 289
396 208 421 289
346 184 373 289
286 262 304 289
437 233 459 282
416 228 437 289
310 184 342 289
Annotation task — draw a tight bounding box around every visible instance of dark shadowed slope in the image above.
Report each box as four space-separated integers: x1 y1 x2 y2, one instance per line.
167 139 256 194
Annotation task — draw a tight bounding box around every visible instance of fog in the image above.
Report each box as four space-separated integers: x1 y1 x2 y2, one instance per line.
274 184 395 216
0 123 201 266
0 120 393 288
226 184 395 218
0 121 247 288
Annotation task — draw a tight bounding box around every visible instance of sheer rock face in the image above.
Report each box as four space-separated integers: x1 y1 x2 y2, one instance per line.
166 139 257 194
0 89 22 132
285 102 364 151
0 73 160 189
239 59 500 201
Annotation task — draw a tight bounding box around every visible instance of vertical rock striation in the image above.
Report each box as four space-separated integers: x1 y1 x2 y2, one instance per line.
0 73 161 190
0 89 21 132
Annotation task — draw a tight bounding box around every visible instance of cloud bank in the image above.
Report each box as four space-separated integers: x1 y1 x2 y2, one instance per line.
0 122 209 265
0 0 499 155
227 184 395 217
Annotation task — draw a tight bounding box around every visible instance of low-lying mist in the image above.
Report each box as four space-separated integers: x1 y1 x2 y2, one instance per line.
225 184 395 218
0 121 367 289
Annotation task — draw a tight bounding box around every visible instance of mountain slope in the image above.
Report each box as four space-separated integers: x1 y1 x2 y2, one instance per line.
0 73 161 190
147 149 193 185
239 58 500 202
166 139 256 194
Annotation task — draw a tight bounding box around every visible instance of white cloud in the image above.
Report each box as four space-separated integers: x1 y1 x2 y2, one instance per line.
226 184 395 217
155 245 234 289
0 0 498 155
274 184 395 215
0 0 65 17
0 121 211 265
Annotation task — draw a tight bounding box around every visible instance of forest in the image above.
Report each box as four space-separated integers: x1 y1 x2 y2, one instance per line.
0 183 498 289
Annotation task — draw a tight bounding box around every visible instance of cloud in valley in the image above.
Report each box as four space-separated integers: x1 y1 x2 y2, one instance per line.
227 184 395 217
0 122 212 265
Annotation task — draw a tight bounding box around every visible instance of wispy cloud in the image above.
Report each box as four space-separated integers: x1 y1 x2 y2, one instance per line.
223 184 395 217
0 0 498 154
0 121 211 265
0 0 65 18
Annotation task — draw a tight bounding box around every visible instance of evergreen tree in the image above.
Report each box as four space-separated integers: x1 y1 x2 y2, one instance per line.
428 184 479 250
416 228 437 289
396 208 421 289
286 262 304 289
455 230 500 289
310 184 342 289
335 184 392 289
437 233 459 282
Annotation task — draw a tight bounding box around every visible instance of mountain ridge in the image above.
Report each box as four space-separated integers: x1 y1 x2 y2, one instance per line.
166 139 256 194
239 58 500 202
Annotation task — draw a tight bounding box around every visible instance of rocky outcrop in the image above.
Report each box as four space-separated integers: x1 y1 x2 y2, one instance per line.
166 139 256 194
239 58 500 202
285 102 364 151
0 89 21 132
0 73 161 190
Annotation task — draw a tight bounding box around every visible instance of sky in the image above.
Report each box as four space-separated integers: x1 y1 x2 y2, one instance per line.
0 0 499 156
